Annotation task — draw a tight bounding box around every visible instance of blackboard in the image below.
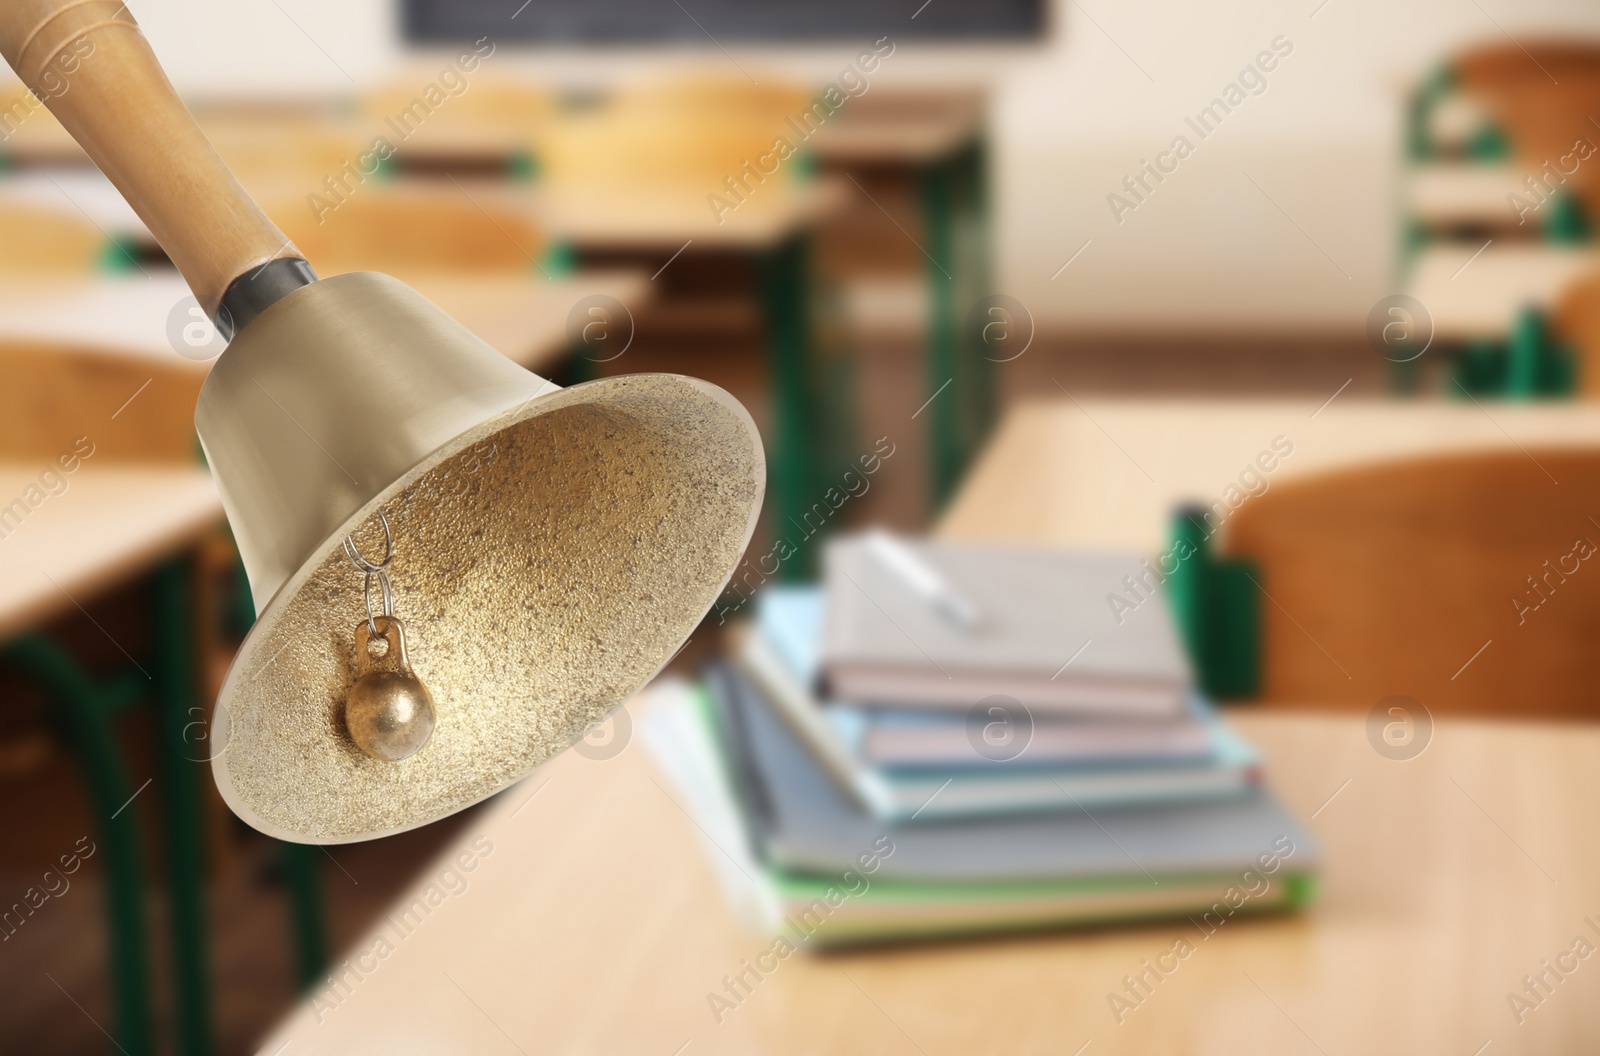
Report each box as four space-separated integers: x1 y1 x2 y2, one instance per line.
403 0 1044 44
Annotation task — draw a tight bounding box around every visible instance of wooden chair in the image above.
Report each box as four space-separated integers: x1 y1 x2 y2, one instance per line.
1221 450 1600 718
1449 42 1600 200
197 105 369 190
0 199 201 456
0 341 205 465
1552 269 1600 397
1452 42 1600 94
267 184 545 283
357 73 553 174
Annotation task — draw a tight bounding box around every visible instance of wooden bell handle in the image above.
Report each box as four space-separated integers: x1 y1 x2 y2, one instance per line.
0 0 302 318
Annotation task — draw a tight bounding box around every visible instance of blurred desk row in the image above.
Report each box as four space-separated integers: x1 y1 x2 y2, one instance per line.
0 82 997 527
254 395 1600 1056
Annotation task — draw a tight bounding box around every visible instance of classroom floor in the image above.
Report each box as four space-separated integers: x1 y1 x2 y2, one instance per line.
0 326 1382 1055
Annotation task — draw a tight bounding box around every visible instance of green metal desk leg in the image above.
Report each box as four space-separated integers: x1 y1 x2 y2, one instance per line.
565 343 600 385
958 137 998 457
758 234 821 580
919 154 961 509
3 636 155 1056
947 136 998 473
152 558 212 1056
281 841 327 991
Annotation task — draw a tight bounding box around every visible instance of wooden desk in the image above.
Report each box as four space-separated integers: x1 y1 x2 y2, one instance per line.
808 92 983 167
250 688 1600 1055
0 270 649 377
0 464 221 639
938 397 1600 552
0 461 224 1056
1406 162 1530 230
1405 243 1598 341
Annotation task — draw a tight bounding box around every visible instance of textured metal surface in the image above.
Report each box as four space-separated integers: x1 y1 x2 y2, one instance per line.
209 374 763 843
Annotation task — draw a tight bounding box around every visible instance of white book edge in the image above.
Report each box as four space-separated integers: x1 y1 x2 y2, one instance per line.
637 678 783 934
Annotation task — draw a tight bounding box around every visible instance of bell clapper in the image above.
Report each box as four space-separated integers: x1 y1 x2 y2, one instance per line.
342 511 436 761
346 615 435 761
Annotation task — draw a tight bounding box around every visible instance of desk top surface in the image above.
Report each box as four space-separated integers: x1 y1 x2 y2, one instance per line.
252 691 1600 1056
1406 162 1527 223
533 176 850 250
938 396 1600 552
0 270 647 376
1405 242 1598 339
0 463 222 640
809 101 983 164
255 397 1600 1055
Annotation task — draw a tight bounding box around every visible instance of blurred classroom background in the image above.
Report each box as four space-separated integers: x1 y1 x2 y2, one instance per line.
5 0 1600 1052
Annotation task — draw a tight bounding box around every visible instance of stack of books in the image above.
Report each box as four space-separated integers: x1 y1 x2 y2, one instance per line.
644 533 1317 946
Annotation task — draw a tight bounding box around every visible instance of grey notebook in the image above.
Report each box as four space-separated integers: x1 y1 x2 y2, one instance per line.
706 663 1318 885
820 537 1192 716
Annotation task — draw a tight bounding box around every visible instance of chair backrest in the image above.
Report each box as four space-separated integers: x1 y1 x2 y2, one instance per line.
541 75 815 192
0 340 203 464
199 107 368 187
268 185 544 280
1448 42 1600 171
1553 270 1600 396
1223 449 1600 718
1453 42 1600 93
0 201 108 273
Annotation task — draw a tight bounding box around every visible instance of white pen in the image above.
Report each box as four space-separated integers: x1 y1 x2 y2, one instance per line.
863 528 983 630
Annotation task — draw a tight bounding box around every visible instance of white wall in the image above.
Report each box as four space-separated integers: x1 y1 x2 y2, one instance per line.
990 0 1600 334
136 0 402 92
131 0 1600 334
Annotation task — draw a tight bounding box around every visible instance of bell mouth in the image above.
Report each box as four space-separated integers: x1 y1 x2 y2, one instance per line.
208 373 764 844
